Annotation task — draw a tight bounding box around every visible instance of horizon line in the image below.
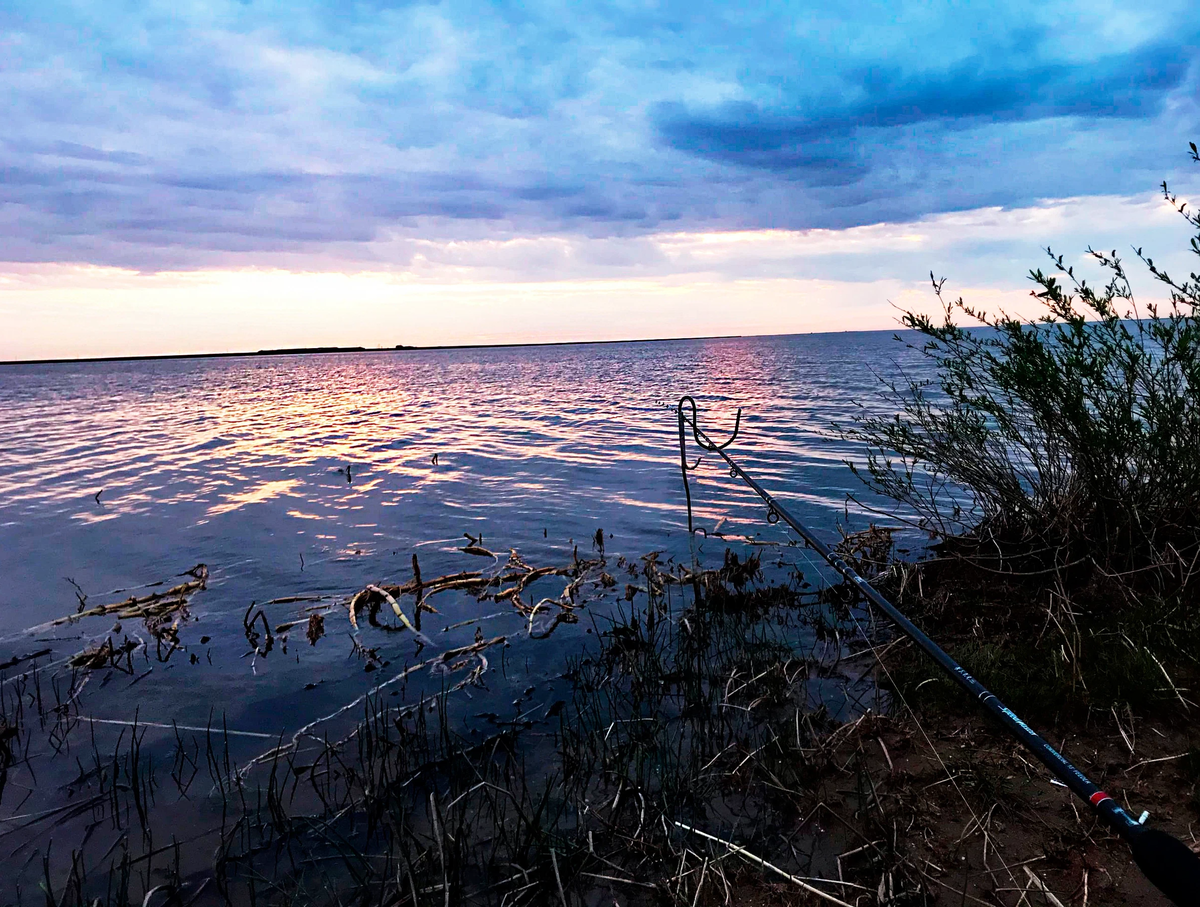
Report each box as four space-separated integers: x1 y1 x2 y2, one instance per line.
0 327 895 367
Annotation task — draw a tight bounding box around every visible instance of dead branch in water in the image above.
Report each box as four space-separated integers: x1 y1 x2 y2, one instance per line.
50 565 208 629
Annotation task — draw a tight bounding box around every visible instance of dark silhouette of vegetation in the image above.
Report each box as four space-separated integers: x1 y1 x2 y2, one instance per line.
845 143 1200 586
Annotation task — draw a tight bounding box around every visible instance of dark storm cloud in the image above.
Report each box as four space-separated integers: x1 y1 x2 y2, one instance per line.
654 41 1193 175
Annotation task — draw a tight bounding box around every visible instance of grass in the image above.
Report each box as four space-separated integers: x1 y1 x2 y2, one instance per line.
3 529 1197 906
0 545 887 906
865 546 1200 725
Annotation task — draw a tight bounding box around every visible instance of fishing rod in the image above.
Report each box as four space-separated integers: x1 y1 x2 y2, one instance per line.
676 396 1200 907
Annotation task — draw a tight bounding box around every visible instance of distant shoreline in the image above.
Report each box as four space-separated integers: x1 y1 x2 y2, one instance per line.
0 333 760 367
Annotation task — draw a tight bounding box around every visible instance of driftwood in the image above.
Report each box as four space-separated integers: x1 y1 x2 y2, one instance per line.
51 565 208 628
35 566 210 672
343 549 607 640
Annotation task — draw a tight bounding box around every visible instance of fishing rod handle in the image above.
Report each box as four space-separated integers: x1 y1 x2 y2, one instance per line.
1130 827 1200 906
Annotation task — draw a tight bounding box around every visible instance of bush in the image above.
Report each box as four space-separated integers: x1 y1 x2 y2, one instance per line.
843 144 1200 581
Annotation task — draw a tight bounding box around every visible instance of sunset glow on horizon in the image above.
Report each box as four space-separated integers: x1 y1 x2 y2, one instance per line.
3 193 1196 361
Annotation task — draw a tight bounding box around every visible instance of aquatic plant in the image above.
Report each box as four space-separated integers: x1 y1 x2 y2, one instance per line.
844 143 1200 582
8 544 926 907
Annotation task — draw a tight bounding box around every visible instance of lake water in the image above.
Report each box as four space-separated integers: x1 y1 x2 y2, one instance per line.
0 330 929 720
0 332 931 896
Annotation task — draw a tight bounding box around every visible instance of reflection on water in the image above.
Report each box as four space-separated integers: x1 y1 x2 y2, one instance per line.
208 479 302 516
0 333 934 725
0 334 927 634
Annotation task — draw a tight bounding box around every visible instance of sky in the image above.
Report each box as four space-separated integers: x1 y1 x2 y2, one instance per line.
2 1 1199 360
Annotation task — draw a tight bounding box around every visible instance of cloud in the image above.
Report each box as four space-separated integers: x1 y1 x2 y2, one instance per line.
2 190 1196 360
653 39 1195 176
0 1 1197 274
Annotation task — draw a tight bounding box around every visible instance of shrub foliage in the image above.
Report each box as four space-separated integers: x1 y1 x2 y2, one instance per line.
845 145 1200 579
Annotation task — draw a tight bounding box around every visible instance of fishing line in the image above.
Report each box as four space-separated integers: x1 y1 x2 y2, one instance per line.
675 395 1200 907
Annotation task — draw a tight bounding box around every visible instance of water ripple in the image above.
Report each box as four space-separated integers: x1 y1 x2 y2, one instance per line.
0 333 929 635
